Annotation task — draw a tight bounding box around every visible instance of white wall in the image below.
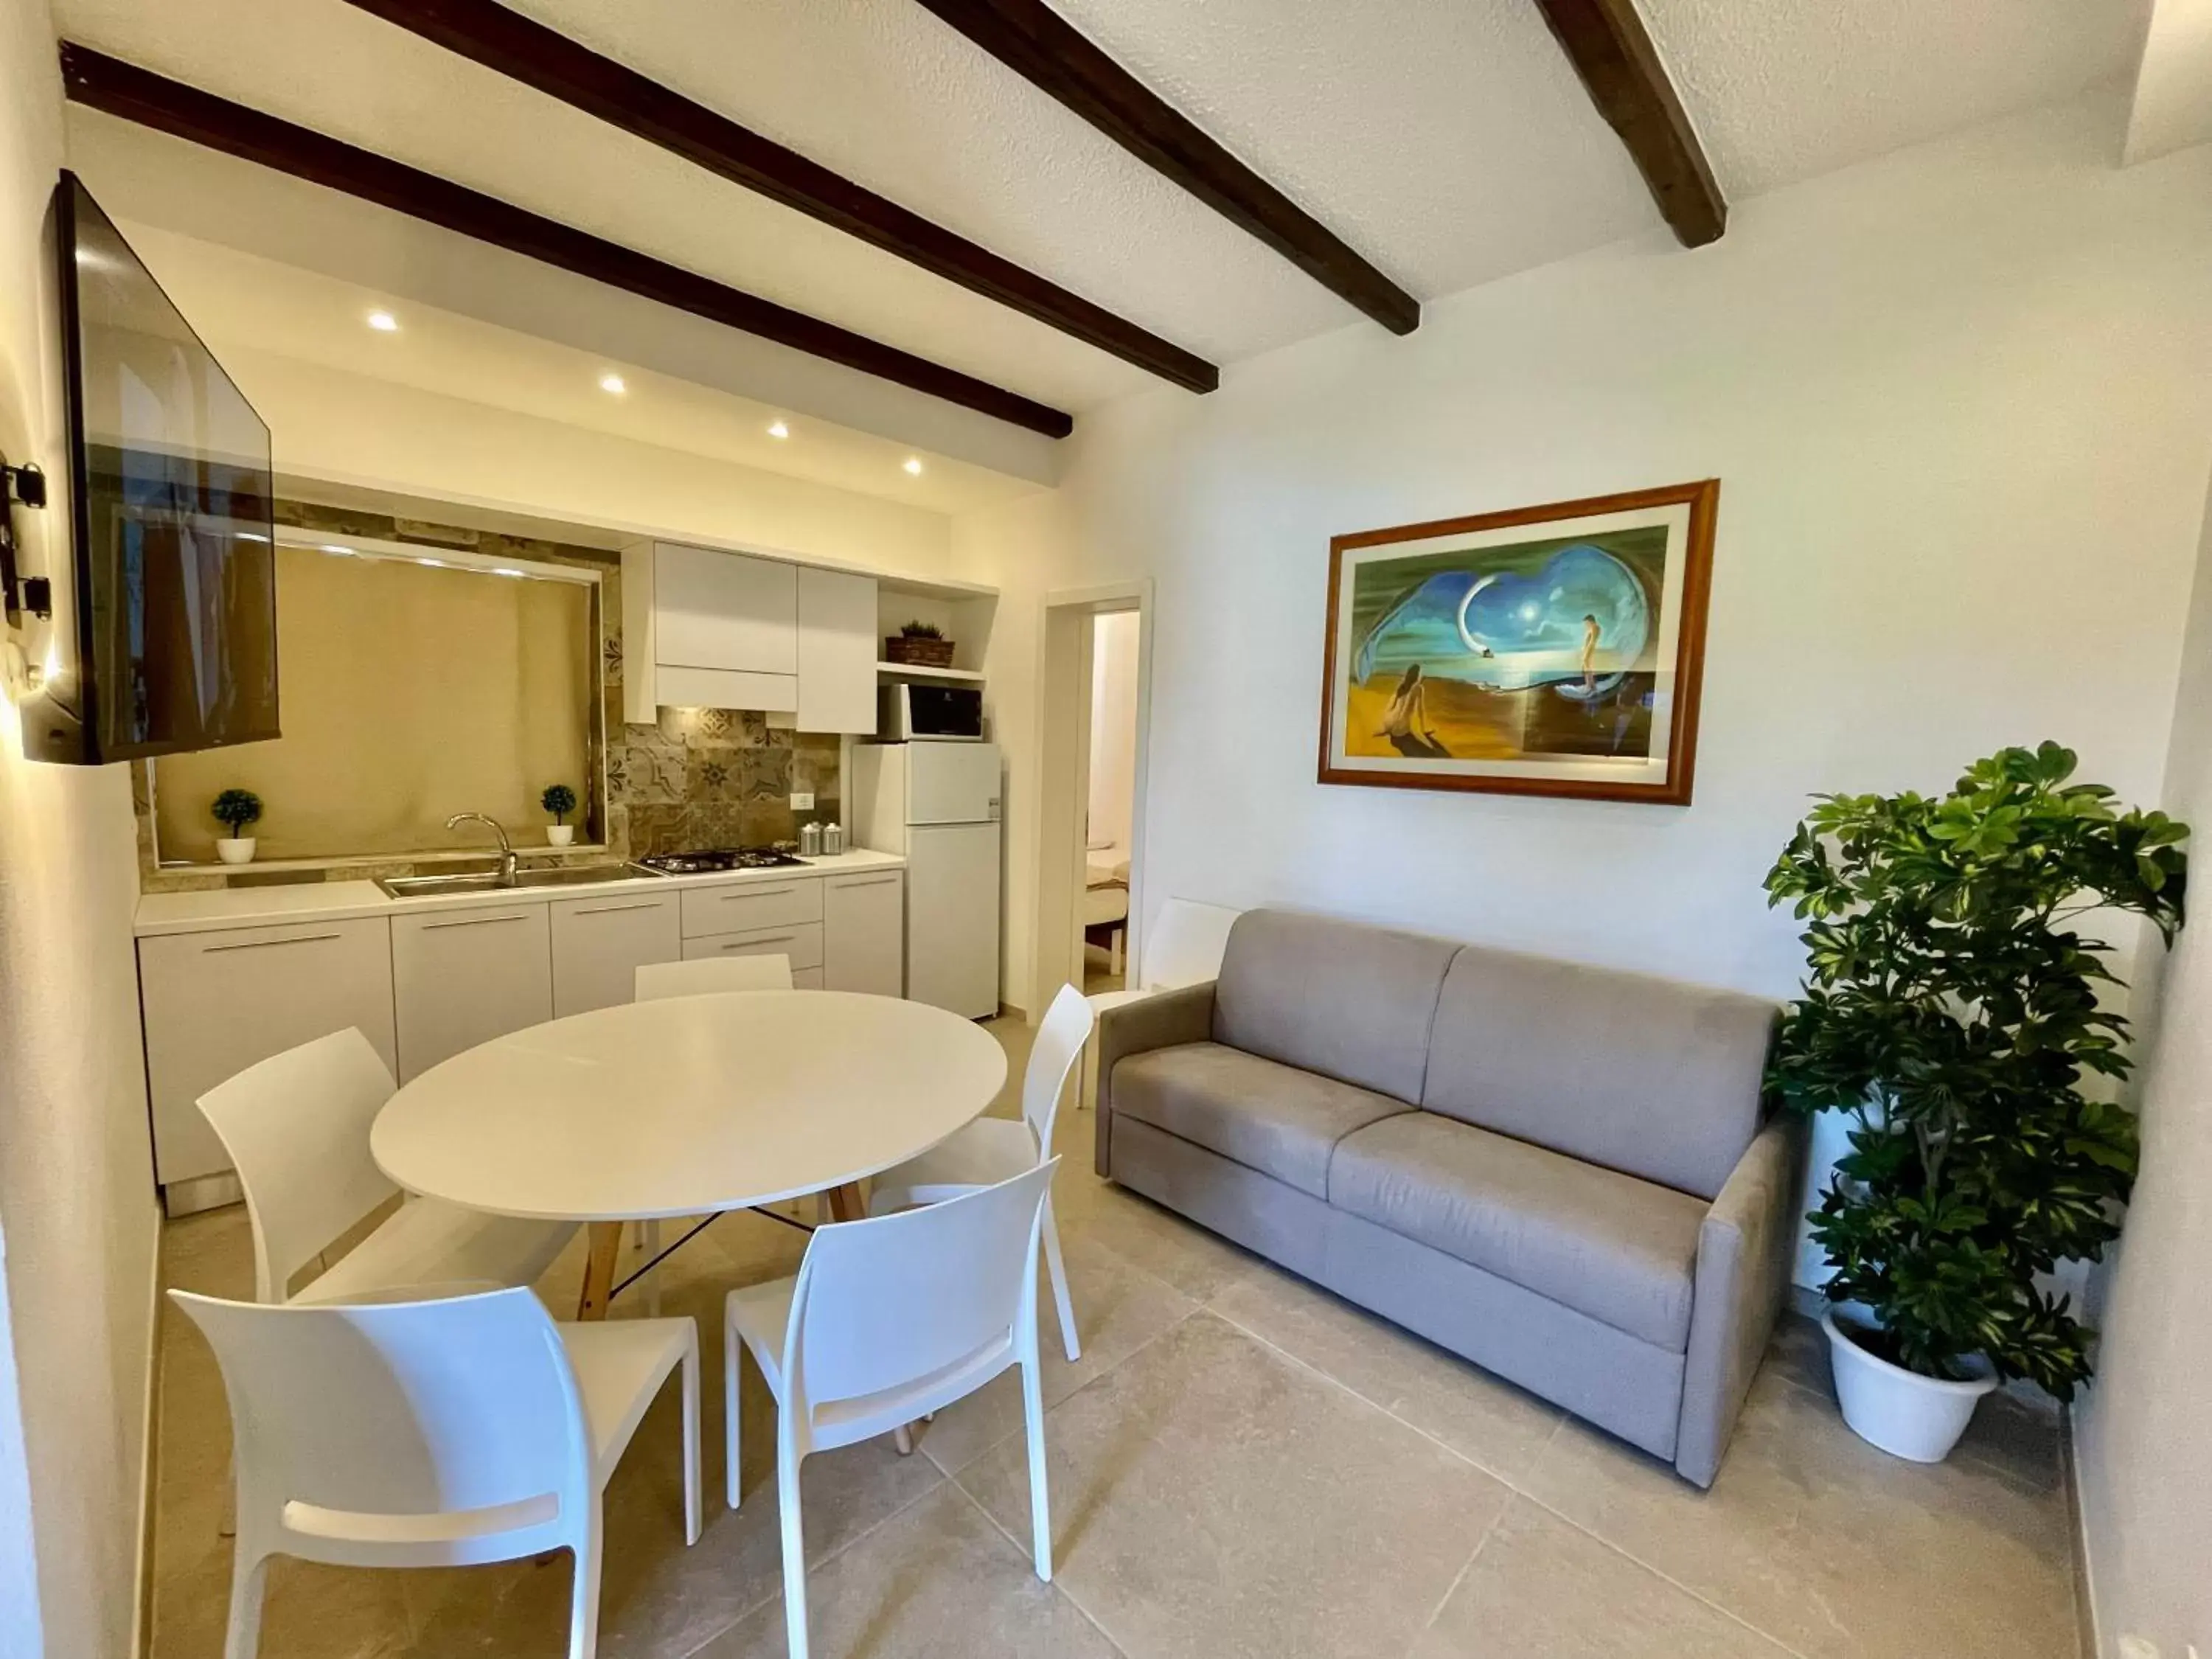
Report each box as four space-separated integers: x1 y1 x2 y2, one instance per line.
1086 611 1141 855
0 2 164 1654
2071 469 2212 1659
956 98 2212 1020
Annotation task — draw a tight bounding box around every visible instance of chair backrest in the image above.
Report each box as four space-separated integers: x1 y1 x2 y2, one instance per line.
168 1286 589 1555
196 1028 400 1304
1141 899 1242 991
634 954 793 1001
782 1161 1057 1411
1022 983 1095 1152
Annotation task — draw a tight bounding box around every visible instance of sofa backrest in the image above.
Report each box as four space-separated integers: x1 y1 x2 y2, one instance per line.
1420 945 1777 1200
1212 909 1458 1105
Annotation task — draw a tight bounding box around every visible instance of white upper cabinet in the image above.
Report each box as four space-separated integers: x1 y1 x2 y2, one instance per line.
796 566 880 734
625 543 875 726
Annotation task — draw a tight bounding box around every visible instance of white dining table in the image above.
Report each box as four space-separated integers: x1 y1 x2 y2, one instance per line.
370 990 1009 1319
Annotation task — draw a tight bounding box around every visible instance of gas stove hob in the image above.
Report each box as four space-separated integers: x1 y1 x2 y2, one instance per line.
635 846 807 875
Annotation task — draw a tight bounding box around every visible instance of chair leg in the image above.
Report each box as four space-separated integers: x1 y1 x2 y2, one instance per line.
1020 1356 1053 1582
893 1422 915 1455
568 1499 604 1659
641 1218 662 1318
680 1331 702 1546
223 1551 268 1659
1042 1196 1081 1363
776 1436 811 1659
724 1315 744 1511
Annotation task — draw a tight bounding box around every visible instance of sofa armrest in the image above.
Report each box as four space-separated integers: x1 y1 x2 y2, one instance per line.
1674 1114 1806 1487
1093 981 1217 1176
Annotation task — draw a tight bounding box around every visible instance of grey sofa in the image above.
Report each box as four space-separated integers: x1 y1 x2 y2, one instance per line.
1094 908 1801 1486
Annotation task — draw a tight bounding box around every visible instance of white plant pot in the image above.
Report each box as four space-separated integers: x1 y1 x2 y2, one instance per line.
546 824 575 846
215 837 257 866
1822 1310 1995 1463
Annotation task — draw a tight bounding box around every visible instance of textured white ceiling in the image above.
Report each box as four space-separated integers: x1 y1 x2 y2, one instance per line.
52 0 2150 439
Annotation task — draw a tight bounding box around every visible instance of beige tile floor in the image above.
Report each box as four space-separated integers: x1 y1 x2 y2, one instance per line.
149 1018 2080 1659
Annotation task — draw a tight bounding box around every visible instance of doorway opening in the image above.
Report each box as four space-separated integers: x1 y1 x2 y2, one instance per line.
1030 582 1150 1020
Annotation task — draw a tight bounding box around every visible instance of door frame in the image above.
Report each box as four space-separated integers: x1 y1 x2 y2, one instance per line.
1030 580 1152 1021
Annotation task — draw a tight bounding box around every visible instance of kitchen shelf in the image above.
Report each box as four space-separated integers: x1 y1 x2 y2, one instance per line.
875 661 984 682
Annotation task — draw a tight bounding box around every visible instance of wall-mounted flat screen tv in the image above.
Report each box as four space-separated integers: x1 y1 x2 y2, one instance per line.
46 170 277 764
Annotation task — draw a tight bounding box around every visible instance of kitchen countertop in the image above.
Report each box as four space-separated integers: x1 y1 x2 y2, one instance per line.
133 848 905 938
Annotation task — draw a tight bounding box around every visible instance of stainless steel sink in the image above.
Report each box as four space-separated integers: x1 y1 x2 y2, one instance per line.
377 863 663 900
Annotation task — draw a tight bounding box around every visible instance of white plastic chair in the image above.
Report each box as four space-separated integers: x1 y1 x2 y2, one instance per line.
633 953 793 1001
196 1029 576 1307
170 1284 700 1659
1082 898 1242 1108
725 1161 1060 1659
868 983 1093 1362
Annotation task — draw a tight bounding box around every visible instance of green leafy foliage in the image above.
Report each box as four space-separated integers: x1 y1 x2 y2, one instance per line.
898 620 945 639
1765 742 2186 1398
540 782 578 825
211 787 262 834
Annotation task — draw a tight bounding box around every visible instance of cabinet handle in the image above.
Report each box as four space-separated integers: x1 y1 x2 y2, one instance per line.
201 931 343 953
832 876 898 888
420 913 532 931
720 885 798 900
571 900 667 917
722 933 795 949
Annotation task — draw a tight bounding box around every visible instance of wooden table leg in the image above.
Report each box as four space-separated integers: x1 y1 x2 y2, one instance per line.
824 1183 866 1222
577 1221 625 1321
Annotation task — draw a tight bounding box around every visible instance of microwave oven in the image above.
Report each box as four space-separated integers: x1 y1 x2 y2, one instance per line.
879 681 985 740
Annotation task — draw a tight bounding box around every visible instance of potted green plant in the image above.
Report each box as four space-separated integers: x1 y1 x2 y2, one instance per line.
211 787 263 865
1765 742 2186 1461
540 782 579 847
884 619 955 669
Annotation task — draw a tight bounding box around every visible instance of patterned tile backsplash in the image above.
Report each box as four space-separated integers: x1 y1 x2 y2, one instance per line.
139 498 844 889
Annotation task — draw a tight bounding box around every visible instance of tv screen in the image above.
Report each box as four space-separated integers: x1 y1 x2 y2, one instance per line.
54 171 277 763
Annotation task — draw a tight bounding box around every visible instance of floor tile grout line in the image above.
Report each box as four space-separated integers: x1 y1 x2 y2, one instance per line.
942 1473 1135 1658
1402 1488 1511 1655
1509 1486 1818 1659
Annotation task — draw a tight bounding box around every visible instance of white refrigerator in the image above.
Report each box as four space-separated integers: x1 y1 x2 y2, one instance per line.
850 741 1002 1018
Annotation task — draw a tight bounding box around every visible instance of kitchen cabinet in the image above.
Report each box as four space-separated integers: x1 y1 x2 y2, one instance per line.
550 889 682 1018
138 917 398 1197
796 566 879 734
623 542 876 725
823 869 905 997
681 919 826 973
680 877 822 939
390 903 553 1081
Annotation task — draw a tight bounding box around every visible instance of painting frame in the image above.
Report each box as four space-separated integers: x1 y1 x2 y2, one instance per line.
1317 479 1719 805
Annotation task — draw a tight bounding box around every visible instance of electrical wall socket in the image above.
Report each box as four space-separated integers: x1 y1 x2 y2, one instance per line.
790 791 815 811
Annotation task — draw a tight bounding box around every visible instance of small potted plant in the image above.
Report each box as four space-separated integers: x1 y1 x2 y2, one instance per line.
884 619 956 669
212 788 262 865
1765 742 2187 1461
540 783 579 846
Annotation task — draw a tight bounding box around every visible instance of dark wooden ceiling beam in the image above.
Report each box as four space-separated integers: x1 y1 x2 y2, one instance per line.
338 0 1217 394
59 43 1075 439
907 0 1419 335
1530 0 1725 246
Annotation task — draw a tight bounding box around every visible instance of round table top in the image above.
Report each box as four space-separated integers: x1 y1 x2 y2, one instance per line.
370 991 1008 1222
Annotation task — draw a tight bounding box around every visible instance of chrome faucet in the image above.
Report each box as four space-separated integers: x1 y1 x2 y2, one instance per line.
446 812 518 886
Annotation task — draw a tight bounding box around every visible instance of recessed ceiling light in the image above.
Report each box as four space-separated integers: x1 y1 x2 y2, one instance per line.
599 372 627 394
366 310 398 333
767 420 789 439
902 456 924 476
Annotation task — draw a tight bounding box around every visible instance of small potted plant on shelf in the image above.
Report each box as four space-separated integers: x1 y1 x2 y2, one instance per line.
540 783 579 846
884 619 955 669
211 788 262 865
1764 742 2187 1462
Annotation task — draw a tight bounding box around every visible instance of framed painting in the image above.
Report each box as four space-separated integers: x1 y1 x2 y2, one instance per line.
1318 479 1718 804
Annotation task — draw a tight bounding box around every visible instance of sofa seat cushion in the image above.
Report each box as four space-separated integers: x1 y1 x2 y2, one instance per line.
1328 1113 1706 1350
1110 1043 1413 1198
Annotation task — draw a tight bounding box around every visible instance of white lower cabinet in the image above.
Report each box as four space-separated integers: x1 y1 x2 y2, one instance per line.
681 919 824 973
824 869 905 996
550 890 682 1017
390 903 553 1081
139 917 398 1193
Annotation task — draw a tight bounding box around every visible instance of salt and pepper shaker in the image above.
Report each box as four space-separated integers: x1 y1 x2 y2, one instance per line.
799 819 824 857
822 821 844 855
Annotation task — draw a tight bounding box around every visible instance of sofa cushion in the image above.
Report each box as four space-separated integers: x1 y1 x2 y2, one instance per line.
1420 945 1777 1200
1328 1112 1706 1349
1212 910 1458 1105
1110 1042 1413 1198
